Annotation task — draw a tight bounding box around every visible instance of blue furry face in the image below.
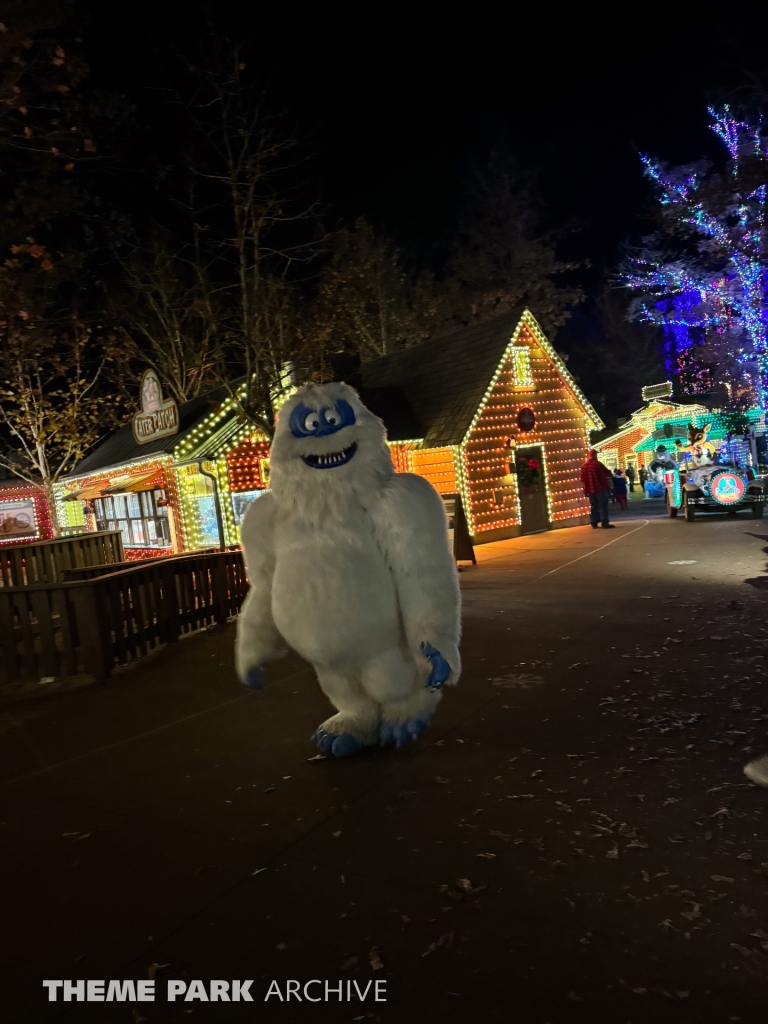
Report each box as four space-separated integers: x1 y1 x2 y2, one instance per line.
289 399 356 438
288 399 358 470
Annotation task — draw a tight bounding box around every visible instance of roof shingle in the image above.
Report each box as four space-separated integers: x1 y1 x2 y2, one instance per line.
353 309 525 447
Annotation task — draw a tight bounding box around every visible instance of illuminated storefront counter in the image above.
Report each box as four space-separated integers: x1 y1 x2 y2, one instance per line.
56 385 271 558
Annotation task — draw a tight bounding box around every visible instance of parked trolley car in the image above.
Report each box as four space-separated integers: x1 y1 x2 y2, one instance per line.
665 463 766 521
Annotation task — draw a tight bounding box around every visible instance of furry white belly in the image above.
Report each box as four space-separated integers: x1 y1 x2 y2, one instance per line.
271 514 401 668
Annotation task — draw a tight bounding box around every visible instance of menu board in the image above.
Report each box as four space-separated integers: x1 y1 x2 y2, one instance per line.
0 499 37 540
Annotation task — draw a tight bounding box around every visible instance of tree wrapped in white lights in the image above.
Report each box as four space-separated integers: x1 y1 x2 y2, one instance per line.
623 106 768 407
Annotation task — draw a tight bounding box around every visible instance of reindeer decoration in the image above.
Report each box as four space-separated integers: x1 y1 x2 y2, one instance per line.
674 422 717 467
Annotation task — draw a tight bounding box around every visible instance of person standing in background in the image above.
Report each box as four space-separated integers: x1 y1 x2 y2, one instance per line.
626 464 636 492
639 465 648 493
612 468 628 510
580 449 615 529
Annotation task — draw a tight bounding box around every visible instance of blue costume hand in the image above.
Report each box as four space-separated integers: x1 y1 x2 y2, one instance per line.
243 665 265 691
421 642 451 690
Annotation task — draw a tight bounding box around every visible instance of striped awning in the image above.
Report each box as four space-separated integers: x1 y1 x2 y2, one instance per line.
63 469 163 501
100 470 164 495
62 483 109 501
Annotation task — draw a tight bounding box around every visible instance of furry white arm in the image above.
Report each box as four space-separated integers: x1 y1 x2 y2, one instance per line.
372 473 462 684
235 492 286 686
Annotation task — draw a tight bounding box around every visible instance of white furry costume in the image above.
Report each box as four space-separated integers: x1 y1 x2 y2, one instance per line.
235 382 461 756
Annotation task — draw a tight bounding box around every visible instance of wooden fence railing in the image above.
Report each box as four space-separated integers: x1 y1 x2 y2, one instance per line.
0 550 248 683
61 554 181 581
0 530 124 588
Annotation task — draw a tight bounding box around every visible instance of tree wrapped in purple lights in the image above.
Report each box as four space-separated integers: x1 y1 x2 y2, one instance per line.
623 106 768 408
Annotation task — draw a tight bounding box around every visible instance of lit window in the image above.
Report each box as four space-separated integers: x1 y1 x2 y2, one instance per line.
512 347 532 387
95 488 171 548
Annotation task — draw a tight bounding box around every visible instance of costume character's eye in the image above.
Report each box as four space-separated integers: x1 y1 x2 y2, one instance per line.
289 398 356 439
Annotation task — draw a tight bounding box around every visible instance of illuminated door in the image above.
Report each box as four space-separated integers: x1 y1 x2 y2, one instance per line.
516 446 550 535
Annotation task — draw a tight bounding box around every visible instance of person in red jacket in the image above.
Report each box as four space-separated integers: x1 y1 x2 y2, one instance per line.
580 450 615 529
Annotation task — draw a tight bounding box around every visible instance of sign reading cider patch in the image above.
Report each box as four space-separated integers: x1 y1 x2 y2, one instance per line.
132 370 179 445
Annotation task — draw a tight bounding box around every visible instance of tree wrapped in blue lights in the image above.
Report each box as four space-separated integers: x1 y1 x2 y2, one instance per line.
623 106 768 408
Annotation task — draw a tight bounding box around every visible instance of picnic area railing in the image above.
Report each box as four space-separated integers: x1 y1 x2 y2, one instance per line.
0 530 124 588
0 549 248 683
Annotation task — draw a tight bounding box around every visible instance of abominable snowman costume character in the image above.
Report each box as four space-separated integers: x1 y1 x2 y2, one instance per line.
235 382 462 757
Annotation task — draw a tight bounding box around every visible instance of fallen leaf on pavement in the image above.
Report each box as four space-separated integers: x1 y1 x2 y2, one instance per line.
422 932 455 957
680 903 702 921
490 673 545 689
147 963 170 980
731 943 755 958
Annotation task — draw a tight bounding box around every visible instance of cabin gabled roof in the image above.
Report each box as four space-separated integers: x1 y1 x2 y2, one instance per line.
68 383 241 478
353 308 603 448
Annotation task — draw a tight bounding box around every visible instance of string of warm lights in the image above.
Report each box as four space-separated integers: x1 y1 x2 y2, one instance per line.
162 467 185 551
227 439 271 492
459 316 598 532
213 456 238 547
411 447 456 493
388 445 414 474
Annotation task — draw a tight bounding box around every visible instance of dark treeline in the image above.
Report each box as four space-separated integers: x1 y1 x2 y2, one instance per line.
0 0 664 507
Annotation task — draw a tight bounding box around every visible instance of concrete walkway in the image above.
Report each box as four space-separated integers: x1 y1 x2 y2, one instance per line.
4 513 768 1023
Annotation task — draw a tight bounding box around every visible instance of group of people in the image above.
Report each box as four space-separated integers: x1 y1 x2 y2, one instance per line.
579 449 636 529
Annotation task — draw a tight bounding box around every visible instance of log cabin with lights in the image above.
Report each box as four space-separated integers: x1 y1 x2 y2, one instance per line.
351 307 604 542
56 383 270 559
57 308 604 557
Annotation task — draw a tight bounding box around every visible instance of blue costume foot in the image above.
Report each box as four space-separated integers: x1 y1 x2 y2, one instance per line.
243 666 265 690
311 727 365 757
380 717 431 749
421 642 451 690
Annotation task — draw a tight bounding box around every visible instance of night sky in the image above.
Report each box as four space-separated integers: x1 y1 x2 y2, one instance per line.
80 1 768 371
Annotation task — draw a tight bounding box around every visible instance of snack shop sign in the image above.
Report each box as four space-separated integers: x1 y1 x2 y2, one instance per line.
133 370 179 445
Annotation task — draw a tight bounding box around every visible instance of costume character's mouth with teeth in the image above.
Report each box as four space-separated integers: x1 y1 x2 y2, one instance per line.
301 443 358 469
